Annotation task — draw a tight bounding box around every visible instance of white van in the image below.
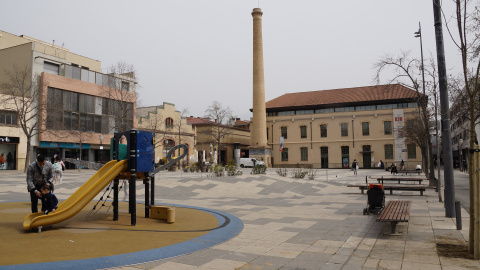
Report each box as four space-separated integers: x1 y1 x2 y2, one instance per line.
239 158 265 168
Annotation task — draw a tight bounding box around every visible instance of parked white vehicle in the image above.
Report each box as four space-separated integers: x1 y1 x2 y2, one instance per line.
239 158 265 168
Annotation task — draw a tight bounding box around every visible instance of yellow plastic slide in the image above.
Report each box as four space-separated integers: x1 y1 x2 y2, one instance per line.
23 159 128 230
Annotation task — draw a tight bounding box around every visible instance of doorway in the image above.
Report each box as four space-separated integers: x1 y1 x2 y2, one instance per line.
321 147 328 168
362 145 371 168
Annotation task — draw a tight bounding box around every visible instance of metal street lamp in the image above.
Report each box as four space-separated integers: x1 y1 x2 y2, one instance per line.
459 138 463 172
414 22 426 97
415 22 429 178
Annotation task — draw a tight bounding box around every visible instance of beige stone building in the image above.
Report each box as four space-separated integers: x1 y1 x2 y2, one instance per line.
187 117 251 165
136 102 195 165
265 84 423 169
0 29 137 169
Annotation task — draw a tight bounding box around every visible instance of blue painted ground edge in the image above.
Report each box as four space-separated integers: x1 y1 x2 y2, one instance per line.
0 203 244 270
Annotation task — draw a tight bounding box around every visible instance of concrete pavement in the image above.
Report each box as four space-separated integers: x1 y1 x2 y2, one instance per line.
0 167 478 269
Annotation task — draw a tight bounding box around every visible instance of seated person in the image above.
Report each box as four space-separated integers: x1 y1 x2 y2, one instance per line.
390 163 398 175
40 184 58 215
416 164 422 173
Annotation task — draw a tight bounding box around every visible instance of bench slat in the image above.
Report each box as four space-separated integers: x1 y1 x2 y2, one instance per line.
377 201 411 222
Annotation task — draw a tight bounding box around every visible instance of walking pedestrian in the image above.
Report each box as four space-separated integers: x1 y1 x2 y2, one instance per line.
352 159 358 176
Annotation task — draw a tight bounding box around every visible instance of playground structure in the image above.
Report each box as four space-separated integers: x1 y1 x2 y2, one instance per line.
23 129 188 232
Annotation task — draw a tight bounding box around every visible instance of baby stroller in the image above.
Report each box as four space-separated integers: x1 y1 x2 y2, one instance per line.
363 183 385 215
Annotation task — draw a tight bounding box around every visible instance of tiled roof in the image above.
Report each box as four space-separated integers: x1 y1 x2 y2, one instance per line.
265 84 419 110
186 117 213 125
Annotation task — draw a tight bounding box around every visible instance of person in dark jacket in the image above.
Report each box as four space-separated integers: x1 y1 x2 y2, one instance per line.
40 184 58 215
26 154 55 213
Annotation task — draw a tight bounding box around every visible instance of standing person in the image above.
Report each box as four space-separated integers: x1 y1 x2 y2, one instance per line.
26 154 55 213
0 153 5 169
352 159 358 176
40 184 58 215
400 159 405 170
463 160 468 173
53 155 65 184
6 152 13 170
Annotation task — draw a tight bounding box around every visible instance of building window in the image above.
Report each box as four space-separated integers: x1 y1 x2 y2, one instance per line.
121 81 129 91
163 139 175 158
281 126 288 139
301 147 308 161
0 111 17 125
44 62 60 75
362 122 370 136
266 127 269 140
300 125 307 138
320 124 327 138
341 123 348 136
384 121 392 135
46 87 134 133
407 143 416 159
384 144 393 159
281 148 288 161
165 117 174 128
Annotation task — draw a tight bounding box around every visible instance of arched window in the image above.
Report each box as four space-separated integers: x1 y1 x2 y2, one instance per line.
165 117 173 128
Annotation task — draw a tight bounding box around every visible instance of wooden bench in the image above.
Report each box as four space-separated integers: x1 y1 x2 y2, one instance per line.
396 170 421 176
375 177 427 185
377 200 411 234
347 184 433 196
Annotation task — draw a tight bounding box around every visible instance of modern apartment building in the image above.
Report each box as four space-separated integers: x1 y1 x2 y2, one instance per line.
136 102 195 166
450 93 480 169
265 84 424 168
0 30 137 170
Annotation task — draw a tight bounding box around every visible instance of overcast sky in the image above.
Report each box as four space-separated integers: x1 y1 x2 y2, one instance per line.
1 1 462 120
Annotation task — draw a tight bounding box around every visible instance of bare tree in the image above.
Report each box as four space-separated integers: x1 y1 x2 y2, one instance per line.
440 0 480 254
203 101 235 164
0 65 45 172
374 51 435 185
101 61 137 133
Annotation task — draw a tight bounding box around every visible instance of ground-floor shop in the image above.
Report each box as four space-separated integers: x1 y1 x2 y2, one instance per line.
36 141 110 169
0 136 19 170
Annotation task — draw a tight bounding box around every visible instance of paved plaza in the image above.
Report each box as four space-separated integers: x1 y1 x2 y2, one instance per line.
0 167 478 270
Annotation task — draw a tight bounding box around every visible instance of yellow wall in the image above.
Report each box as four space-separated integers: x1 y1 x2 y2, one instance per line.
267 107 422 168
0 43 33 94
137 103 195 164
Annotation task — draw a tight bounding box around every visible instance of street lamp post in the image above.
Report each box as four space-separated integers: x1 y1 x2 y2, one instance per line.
415 22 430 179
459 138 464 172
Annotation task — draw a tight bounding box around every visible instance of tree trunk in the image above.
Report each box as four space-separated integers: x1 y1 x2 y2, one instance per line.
24 140 31 173
469 103 477 254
